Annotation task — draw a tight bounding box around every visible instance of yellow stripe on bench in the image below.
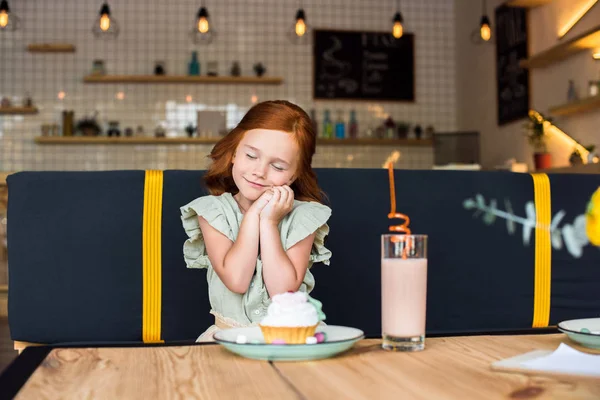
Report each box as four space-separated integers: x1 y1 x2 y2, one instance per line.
531 173 551 328
143 170 164 343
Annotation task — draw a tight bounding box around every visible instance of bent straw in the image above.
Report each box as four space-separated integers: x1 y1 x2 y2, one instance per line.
387 162 412 258
387 161 411 235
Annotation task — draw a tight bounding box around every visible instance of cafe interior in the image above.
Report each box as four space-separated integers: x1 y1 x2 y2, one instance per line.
0 0 599 398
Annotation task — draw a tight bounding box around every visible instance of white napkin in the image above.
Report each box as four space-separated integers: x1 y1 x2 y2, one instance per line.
520 343 600 377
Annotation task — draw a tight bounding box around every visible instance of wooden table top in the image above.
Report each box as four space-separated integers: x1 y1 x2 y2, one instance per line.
12 334 600 399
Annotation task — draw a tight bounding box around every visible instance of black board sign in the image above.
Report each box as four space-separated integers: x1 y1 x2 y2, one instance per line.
313 29 414 101
495 5 529 126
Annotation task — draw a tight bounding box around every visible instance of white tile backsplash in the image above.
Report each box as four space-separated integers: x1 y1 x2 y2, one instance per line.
0 0 455 171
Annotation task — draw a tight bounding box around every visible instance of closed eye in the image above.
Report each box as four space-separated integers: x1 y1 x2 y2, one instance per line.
272 164 285 172
246 153 257 160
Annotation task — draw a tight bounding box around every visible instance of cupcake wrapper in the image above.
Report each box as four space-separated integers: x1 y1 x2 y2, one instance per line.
259 324 318 344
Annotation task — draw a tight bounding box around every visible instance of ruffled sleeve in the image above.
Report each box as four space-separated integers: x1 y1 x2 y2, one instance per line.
180 196 234 269
283 202 332 266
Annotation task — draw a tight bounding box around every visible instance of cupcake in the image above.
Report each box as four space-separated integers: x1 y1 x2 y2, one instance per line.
259 291 326 344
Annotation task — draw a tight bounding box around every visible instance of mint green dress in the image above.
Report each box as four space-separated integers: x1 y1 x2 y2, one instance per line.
180 192 332 332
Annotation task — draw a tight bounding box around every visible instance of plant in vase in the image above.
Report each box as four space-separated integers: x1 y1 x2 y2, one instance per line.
185 124 196 138
524 111 551 170
396 122 410 138
569 148 584 166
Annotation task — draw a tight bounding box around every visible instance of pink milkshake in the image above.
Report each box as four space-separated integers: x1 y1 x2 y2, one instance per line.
382 258 427 336
381 235 428 351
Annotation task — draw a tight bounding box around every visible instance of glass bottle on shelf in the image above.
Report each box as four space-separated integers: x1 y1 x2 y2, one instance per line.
348 110 358 139
589 80 599 97
335 110 345 139
188 51 200 76
567 80 578 102
322 109 333 139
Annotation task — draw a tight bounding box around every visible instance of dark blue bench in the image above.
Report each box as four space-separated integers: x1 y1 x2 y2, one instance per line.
7 169 600 345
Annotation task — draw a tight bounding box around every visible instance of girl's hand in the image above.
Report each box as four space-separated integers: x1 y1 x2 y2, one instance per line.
246 189 274 217
260 186 294 224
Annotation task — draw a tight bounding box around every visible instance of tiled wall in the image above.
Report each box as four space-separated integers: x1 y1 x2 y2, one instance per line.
0 0 455 171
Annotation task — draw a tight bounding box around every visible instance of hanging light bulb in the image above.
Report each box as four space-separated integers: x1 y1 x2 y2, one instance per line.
197 8 209 33
0 2 7 28
480 15 491 41
192 3 215 44
471 0 493 44
92 2 119 38
288 2 311 44
295 9 306 36
479 0 491 42
0 0 20 32
391 0 404 39
392 12 404 39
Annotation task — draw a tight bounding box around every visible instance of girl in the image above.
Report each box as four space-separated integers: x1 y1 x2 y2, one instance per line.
180 100 332 342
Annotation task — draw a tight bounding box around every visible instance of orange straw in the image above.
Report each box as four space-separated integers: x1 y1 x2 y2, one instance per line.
387 162 412 258
387 161 411 236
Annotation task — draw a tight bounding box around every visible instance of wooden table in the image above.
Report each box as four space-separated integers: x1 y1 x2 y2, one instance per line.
7 334 600 399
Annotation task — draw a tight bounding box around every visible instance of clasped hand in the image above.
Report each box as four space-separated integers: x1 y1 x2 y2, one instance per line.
247 186 294 223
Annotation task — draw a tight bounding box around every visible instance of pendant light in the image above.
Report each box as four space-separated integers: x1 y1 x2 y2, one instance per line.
92 2 120 39
192 1 215 44
470 0 493 45
0 0 20 32
480 0 491 41
392 0 403 39
288 1 311 44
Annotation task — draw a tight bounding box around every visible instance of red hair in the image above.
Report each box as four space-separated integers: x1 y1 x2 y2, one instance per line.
203 100 326 204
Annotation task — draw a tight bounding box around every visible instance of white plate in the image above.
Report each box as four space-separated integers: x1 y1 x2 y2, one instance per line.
213 325 365 361
558 318 600 349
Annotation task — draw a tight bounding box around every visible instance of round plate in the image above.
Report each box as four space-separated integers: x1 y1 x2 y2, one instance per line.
213 325 365 361
558 318 600 349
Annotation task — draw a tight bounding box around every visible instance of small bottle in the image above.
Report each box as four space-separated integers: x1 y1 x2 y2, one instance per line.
335 110 345 139
322 109 333 139
188 52 200 76
230 61 241 76
384 117 395 139
589 80 599 97
348 110 358 138
567 80 578 102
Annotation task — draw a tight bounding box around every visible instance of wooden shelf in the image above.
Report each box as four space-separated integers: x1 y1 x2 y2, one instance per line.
83 75 284 85
549 94 600 116
35 137 220 145
27 43 76 53
0 107 38 115
318 138 432 147
505 0 551 8
520 24 600 69
35 136 432 147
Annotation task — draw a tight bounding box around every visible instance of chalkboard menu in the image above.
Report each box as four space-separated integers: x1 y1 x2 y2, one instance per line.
495 5 529 126
313 29 414 101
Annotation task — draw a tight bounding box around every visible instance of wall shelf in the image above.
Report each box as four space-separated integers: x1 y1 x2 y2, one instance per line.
35 136 432 147
520 24 600 69
83 75 284 85
549 94 600 116
35 137 220 145
505 0 551 8
27 43 76 53
0 107 38 115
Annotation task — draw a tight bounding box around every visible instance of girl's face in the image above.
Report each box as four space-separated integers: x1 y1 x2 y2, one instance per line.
232 129 300 202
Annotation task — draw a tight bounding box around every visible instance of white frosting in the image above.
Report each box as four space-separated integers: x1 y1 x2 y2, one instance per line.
260 292 319 327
